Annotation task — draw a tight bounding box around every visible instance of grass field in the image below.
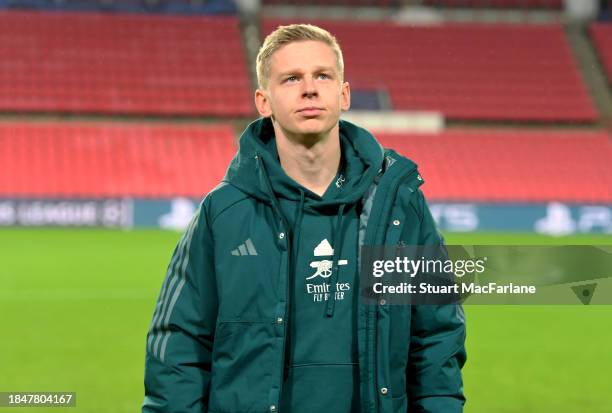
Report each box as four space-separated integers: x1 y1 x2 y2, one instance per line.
0 228 610 412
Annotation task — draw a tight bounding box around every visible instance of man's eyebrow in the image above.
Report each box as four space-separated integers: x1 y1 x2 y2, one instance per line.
276 66 336 78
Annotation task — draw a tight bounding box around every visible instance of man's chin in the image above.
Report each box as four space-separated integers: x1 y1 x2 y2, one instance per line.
296 118 337 136
295 126 333 142
275 118 338 143
298 125 325 136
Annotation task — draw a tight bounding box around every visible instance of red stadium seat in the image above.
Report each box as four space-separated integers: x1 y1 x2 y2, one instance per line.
2 122 610 203
0 122 237 198
263 19 597 123
376 129 612 202
0 11 253 117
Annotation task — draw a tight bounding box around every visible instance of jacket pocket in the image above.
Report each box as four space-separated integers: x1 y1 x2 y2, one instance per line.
213 319 256 342
209 320 275 413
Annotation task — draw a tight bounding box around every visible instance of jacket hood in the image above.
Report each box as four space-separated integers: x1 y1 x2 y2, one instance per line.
223 117 385 213
224 117 388 318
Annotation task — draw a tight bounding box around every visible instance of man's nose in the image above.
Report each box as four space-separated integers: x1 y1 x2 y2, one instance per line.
301 75 318 98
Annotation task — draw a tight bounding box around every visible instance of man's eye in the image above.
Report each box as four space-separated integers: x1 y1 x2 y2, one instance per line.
285 76 298 83
317 73 331 80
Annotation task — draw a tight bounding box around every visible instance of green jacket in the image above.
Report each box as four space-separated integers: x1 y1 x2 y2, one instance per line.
143 118 466 413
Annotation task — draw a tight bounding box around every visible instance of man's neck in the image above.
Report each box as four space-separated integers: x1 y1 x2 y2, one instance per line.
273 123 341 197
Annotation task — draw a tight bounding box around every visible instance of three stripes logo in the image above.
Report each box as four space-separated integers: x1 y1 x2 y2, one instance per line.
231 238 258 256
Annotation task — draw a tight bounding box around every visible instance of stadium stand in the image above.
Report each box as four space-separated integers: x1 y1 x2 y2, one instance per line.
590 23 612 85
0 122 237 197
423 0 562 9
1 6 609 210
377 129 612 202
263 19 597 122
3 122 609 203
0 11 252 116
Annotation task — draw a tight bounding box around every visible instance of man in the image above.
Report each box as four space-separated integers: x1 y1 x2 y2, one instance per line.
143 24 466 413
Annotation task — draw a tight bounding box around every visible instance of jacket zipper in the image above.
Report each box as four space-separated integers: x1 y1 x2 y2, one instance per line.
368 166 418 413
277 223 290 411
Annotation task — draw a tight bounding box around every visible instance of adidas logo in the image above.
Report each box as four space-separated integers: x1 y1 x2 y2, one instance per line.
231 238 258 256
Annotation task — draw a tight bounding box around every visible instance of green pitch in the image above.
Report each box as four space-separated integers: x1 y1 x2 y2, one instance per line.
0 229 610 412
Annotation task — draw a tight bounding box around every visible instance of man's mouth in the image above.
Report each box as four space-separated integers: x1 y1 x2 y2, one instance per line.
297 107 324 116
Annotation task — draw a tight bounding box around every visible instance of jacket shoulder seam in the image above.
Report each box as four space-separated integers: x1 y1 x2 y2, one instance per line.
205 182 250 225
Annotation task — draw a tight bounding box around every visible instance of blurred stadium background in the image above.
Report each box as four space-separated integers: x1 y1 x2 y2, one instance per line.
0 0 611 412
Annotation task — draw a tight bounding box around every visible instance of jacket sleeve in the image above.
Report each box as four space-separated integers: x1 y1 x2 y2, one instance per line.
407 190 467 413
143 198 218 412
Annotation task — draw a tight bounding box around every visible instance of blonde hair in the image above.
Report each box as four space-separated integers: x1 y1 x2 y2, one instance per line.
256 23 344 90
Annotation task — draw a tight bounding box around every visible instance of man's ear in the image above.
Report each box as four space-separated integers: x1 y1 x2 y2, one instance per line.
255 89 272 117
341 81 351 111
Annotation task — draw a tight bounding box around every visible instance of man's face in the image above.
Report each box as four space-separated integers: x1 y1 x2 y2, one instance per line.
255 40 350 140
